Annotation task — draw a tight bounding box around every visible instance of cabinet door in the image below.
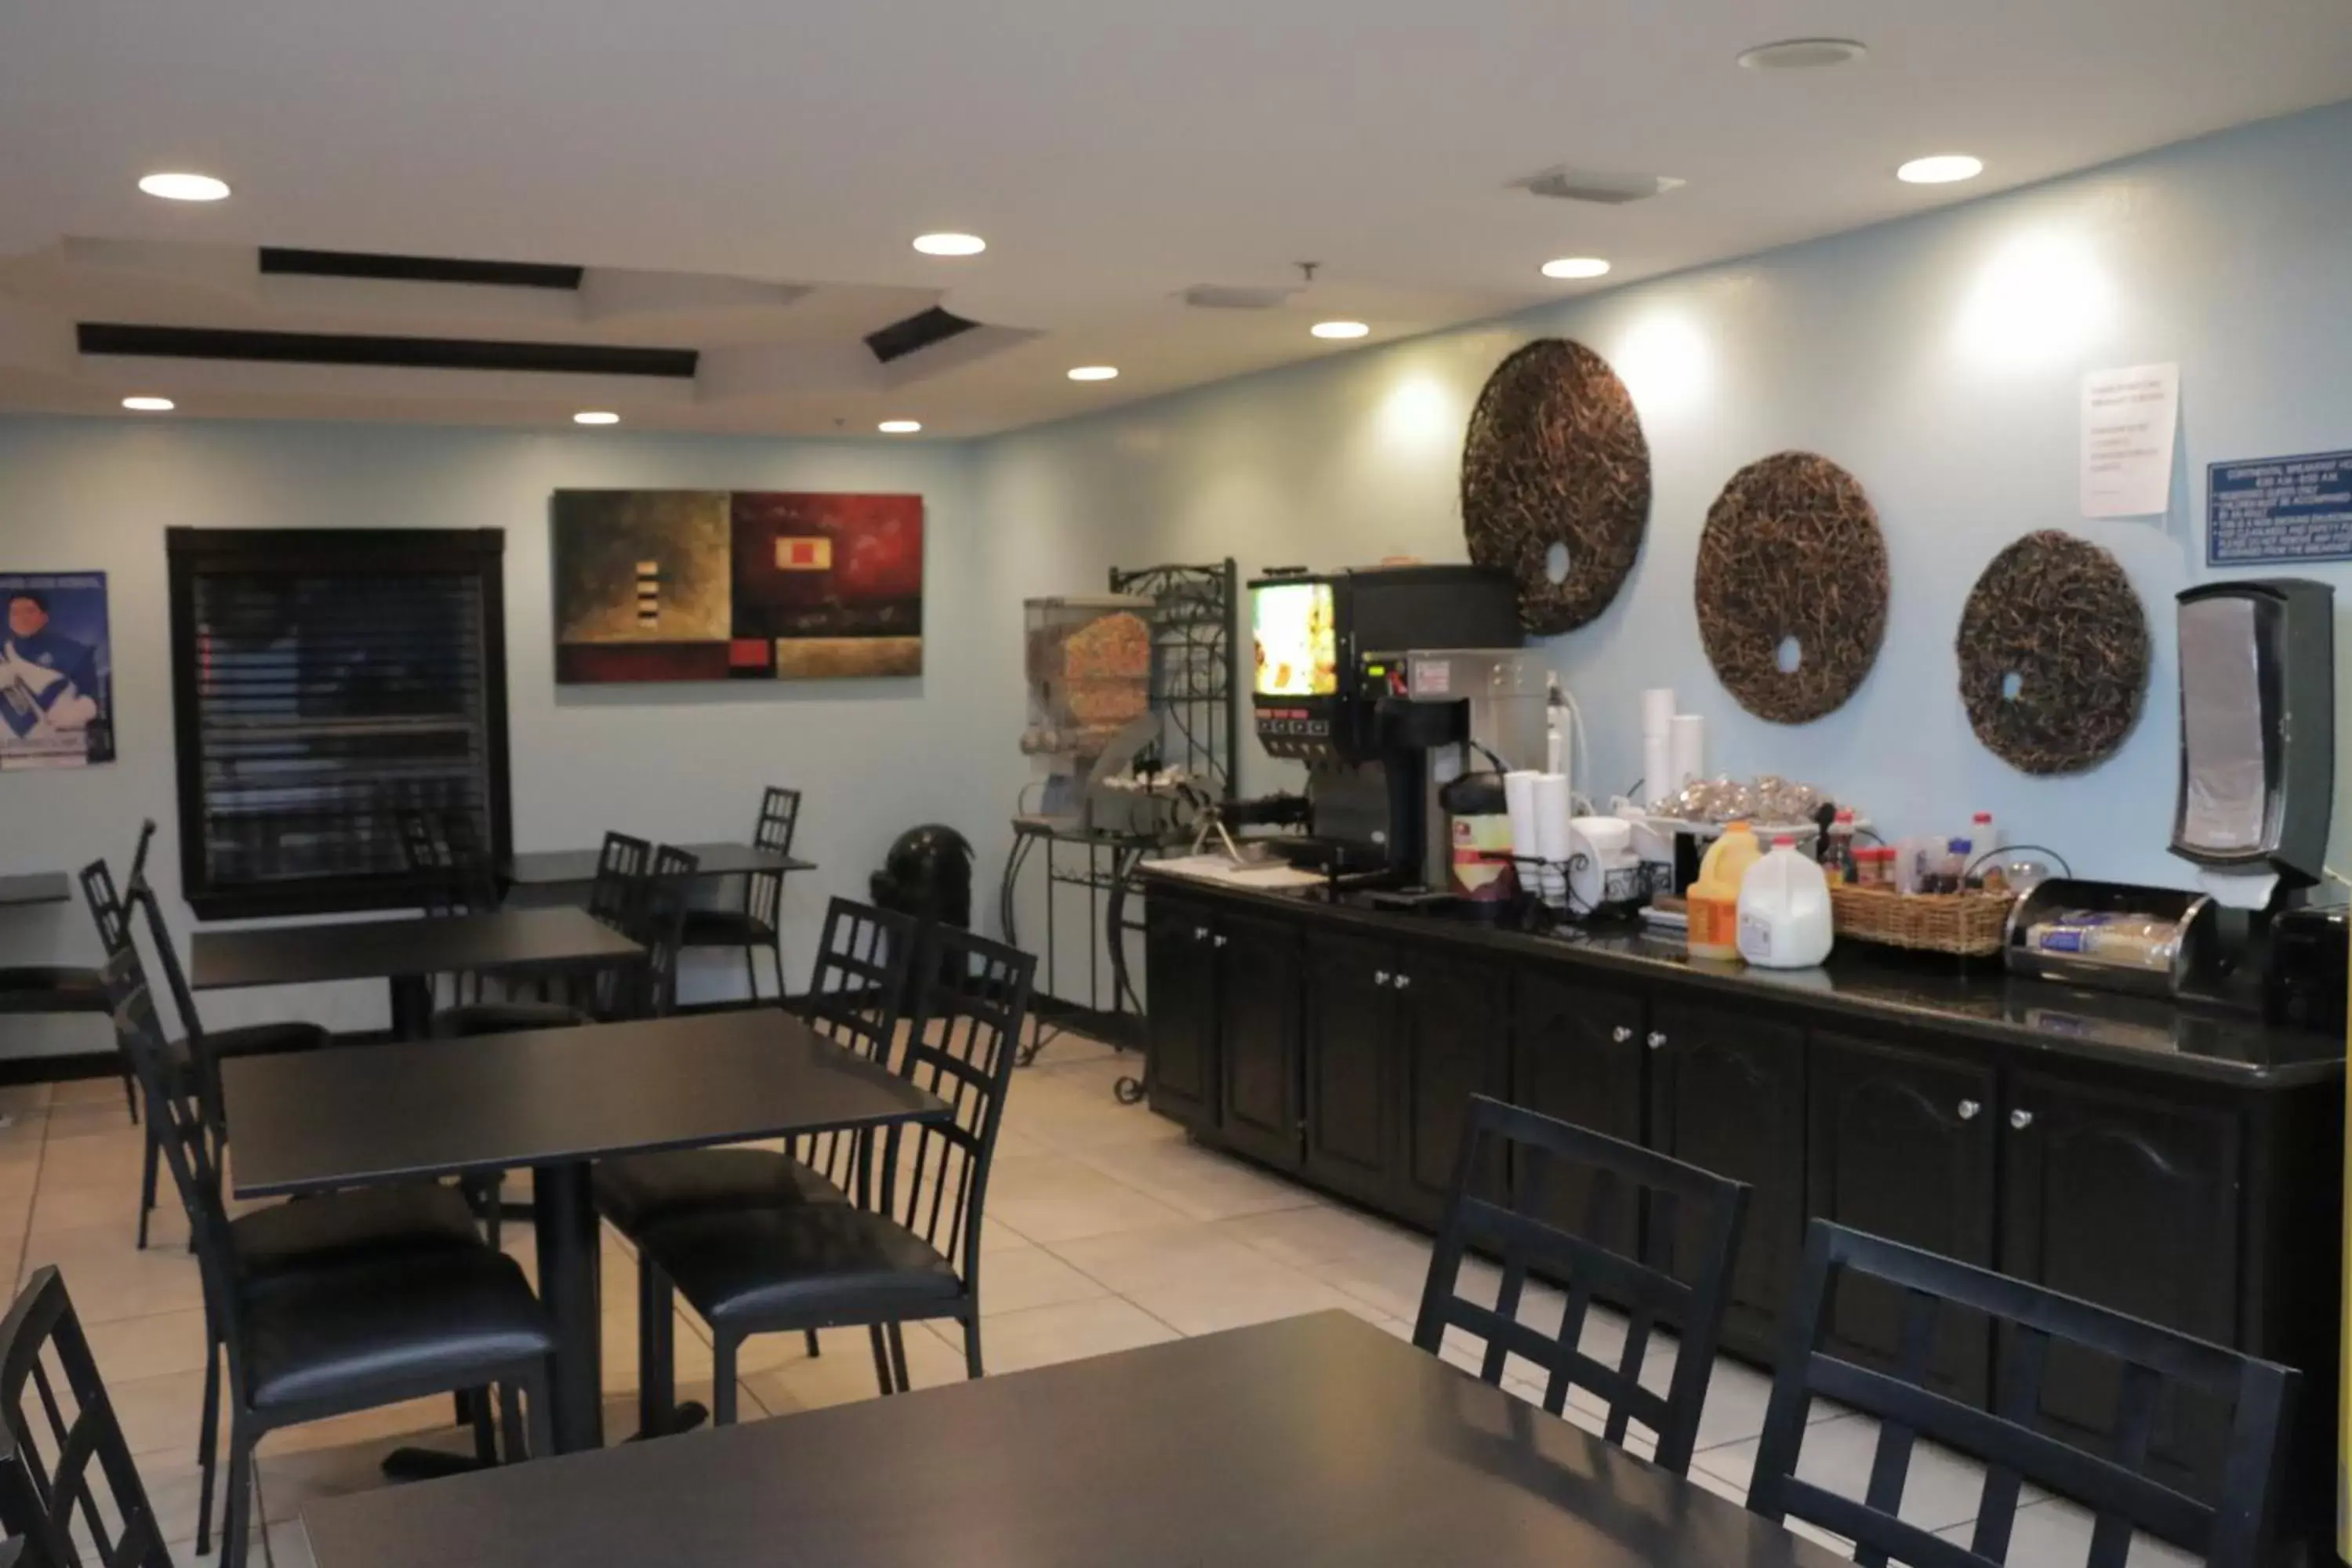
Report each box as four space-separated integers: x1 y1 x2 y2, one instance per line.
2001 1069 2241 1495
1650 1000 1806 1356
1216 912 1304 1171
1142 898 1218 1130
1512 971 1646 1258
1389 949 1512 1230
1808 1032 1997 1404
1300 928 1397 1208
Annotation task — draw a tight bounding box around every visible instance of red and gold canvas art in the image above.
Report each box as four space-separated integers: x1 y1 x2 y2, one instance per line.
551 489 924 683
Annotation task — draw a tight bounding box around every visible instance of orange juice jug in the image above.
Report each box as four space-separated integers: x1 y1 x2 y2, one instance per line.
1685 821 1762 962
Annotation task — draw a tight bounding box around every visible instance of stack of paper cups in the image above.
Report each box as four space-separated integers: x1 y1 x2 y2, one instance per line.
1669 713 1706 794
1532 772 1575 906
1503 771 1541 865
1640 688 1676 807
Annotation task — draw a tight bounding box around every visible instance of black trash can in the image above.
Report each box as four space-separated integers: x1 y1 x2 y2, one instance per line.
869 825 975 1010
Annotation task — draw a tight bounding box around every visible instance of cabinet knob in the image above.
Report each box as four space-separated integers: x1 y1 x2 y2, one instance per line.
1394 974 1412 990
1957 1098 1980 1121
1611 1025 1634 1044
1213 934 1229 948
1374 970 1392 987
2009 1109 2034 1131
1192 926 1210 942
1646 1031 1667 1051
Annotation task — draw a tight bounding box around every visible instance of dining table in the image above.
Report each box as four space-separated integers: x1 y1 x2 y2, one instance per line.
188 906 644 1036
300 1309 1842 1568
220 1007 950 1455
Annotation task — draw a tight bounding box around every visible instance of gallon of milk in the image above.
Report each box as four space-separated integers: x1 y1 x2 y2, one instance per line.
1737 837 1835 969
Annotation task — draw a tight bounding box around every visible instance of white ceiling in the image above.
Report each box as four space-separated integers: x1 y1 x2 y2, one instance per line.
1 0 2347 437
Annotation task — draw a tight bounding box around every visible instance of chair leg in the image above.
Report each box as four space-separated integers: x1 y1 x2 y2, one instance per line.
713 1336 739 1427
805 1329 821 1359
768 936 787 1004
136 1127 159 1250
742 944 760 1004
528 1362 556 1460
963 1315 984 1380
222 1427 255 1568
887 1323 911 1393
196 1329 222 1553
122 1069 139 1124
469 1385 499 1463
639 1259 676 1436
499 1383 527 1464
868 1325 895 1396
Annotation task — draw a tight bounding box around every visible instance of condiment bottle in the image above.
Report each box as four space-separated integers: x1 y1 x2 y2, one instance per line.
1824 809 1857 884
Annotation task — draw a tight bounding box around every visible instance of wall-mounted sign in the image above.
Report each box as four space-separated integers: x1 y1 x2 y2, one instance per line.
2080 363 2180 519
2207 448 2352 565
0 572 114 770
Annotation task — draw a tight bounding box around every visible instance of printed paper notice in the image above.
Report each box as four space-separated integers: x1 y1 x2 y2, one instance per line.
2081 363 2180 518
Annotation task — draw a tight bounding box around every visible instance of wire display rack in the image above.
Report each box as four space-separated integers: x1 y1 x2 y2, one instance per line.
1000 560 1237 1101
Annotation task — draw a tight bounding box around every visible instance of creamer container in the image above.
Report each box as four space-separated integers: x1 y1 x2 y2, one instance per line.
1685 821 1762 961
1737 836 1835 969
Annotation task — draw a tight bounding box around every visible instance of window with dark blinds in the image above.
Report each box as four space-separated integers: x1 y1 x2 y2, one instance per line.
166 528 512 920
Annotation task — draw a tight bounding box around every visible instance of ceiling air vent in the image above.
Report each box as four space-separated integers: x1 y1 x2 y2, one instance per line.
1181 285 1298 310
76 323 697 378
1513 165 1686 205
259 248 586 290
862 307 979 365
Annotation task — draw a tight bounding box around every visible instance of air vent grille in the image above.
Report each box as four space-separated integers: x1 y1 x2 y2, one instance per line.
76 323 697 379
862 307 978 364
259 248 586 290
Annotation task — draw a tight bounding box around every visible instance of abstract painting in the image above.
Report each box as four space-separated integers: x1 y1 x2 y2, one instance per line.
552 489 924 683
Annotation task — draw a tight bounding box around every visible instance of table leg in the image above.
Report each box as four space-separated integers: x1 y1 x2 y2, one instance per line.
534 1160 604 1453
389 974 433 1039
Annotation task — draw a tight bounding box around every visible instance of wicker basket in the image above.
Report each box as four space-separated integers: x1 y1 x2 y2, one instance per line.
1830 884 2013 957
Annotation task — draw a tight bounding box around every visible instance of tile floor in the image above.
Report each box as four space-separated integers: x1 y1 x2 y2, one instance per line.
0 1035 2196 1568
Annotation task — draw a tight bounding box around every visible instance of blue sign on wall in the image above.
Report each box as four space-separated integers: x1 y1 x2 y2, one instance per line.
2207 448 2352 565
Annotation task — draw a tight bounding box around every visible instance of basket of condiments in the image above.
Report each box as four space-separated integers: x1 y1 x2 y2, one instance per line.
1820 815 2032 958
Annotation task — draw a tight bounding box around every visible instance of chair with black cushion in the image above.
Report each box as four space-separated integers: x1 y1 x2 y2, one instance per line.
1748 1221 2297 1568
680 786 800 1002
81 852 332 1249
103 953 554 1568
632 922 1033 1426
0 1268 171 1568
1411 1094 1749 1477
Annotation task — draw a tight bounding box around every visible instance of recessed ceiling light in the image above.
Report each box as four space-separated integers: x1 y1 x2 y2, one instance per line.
121 396 175 412
912 233 985 257
1311 321 1370 340
572 410 620 426
1737 38 1867 70
1897 154 1984 185
1540 257 1612 281
137 172 230 202
878 419 923 434
1066 366 1119 382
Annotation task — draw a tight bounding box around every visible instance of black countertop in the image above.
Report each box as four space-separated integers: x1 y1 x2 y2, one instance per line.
1139 867 2347 1087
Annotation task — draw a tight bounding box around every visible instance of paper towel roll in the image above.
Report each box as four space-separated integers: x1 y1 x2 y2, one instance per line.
1641 688 1677 740
1533 772 1574 905
1669 713 1706 793
1504 771 1541 859
1642 735 1673 806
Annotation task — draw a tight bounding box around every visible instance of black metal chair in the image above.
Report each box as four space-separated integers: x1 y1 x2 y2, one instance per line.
680 786 801 1001
81 847 332 1249
587 829 652 931
1411 1094 1749 1476
631 923 1033 1425
430 842 690 1037
0 1269 171 1568
102 950 555 1568
1748 1220 2297 1568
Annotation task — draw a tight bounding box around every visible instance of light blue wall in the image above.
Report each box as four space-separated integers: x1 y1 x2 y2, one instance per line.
977 99 2352 892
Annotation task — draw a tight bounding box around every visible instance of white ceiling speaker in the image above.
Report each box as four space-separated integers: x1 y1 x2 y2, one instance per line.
1737 38 1867 70
1514 164 1686 205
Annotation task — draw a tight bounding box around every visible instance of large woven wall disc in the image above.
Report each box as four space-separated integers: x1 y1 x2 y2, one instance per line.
1693 452 1889 724
1956 529 2149 775
1460 339 1650 634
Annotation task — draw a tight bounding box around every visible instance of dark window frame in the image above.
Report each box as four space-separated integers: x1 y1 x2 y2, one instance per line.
165 526 513 921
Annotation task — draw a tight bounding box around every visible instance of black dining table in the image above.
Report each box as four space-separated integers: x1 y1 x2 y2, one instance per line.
505 843 816 887
301 1309 1842 1568
189 906 644 1036
221 1007 949 1454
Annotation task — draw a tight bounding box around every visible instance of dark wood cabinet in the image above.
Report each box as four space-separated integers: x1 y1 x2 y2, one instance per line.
1142 898 1218 1129
1808 1031 1998 1403
1300 928 1398 1208
2001 1068 2242 1495
1217 912 1304 1171
1389 950 1512 1229
1650 998 1806 1356
1512 971 1646 1256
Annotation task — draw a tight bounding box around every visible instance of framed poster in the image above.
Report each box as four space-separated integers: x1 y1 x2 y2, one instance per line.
551 490 924 683
1 572 114 769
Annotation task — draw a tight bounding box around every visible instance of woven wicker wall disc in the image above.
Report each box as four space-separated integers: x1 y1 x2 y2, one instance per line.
1693 452 1889 724
1459 339 1651 634
1956 529 2149 775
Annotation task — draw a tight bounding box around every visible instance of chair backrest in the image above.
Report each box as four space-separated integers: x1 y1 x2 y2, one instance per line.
791 899 920 1196
436 810 501 914
0 1269 169 1568
397 810 463 917
628 847 698 1018
872 924 1034 1289
746 787 802 929
74 861 129 960
1411 1094 1749 1476
587 831 652 931
1748 1221 2296 1568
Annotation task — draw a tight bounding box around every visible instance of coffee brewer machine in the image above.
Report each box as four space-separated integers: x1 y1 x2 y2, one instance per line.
1250 564 1535 886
